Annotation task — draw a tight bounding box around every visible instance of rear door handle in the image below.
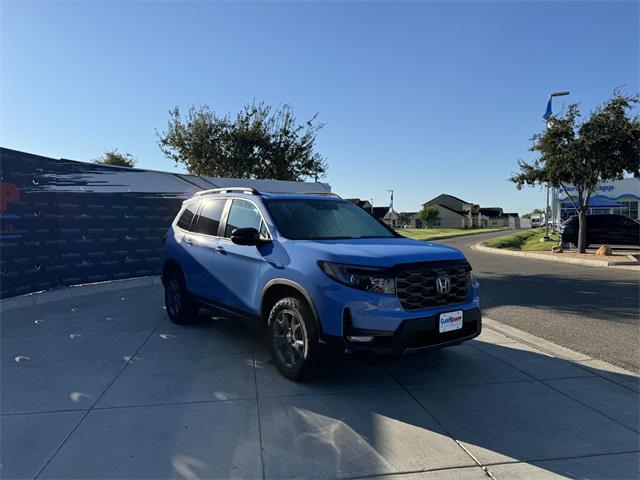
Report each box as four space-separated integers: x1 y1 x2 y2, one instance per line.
185 238 193 246
214 245 226 253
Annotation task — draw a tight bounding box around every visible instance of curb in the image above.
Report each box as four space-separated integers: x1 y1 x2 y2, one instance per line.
399 229 509 242
483 317 639 392
474 243 640 270
422 230 507 241
0 276 162 314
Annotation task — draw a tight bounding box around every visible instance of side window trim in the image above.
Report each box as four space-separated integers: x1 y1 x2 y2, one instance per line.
219 198 233 238
190 202 203 233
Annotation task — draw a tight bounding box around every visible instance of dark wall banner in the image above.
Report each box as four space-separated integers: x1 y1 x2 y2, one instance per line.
0 148 330 299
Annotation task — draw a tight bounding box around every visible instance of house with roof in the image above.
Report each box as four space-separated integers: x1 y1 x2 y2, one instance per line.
348 198 399 227
409 194 519 229
409 194 481 228
479 208 520 228
371 206 399 227
347 198 373 211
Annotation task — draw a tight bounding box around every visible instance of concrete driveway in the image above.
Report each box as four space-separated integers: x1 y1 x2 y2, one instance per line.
1 283 638 479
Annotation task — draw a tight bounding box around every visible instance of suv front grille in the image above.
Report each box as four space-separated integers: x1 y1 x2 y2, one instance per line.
396 263 471 311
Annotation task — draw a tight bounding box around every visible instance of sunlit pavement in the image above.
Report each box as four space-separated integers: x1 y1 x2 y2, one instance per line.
1 284 639 479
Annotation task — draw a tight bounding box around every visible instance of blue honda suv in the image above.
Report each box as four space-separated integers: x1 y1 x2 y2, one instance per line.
162 188 481 380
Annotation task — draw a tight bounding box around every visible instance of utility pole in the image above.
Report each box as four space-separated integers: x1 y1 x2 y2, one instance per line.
542 90 570 240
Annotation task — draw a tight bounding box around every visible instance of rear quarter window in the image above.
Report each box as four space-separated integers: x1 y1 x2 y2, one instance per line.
176 202 199 231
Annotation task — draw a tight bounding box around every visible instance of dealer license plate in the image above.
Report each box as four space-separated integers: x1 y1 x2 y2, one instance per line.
439 310 463 333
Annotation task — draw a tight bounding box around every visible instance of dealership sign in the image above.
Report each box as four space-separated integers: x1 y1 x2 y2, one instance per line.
556 178 640 201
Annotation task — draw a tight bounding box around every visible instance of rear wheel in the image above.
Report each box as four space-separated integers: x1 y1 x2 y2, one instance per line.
164 269 198 324
268 296 319 381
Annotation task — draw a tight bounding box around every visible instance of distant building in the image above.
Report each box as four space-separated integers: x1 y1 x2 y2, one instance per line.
410 194 518 229
398 211 418 227
371 206 399 227
347 198 373 211
348 198 399 227
479 208 519 228
410 194 480 228
556 177 639 221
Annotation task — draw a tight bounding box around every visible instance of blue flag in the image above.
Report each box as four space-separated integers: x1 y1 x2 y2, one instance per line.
542 98 552 120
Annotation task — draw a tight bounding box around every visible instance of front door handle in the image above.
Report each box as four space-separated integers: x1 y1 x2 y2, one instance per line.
214 245 226 253
185 238 193 246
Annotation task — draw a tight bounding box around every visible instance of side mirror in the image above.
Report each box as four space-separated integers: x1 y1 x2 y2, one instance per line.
230 227 261 246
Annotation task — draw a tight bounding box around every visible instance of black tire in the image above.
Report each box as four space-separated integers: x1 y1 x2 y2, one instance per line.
164 269 198 324
268 296 319 381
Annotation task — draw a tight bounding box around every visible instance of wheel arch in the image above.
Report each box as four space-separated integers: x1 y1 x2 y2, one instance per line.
260 279 322 335
161 258 183 286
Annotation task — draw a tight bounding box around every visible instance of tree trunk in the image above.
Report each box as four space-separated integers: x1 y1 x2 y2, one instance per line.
577 209 587 253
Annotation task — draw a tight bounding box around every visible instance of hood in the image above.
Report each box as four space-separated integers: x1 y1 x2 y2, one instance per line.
284 236 466 267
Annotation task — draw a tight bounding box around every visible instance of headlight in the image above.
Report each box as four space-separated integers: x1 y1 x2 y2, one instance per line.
318 261 396 295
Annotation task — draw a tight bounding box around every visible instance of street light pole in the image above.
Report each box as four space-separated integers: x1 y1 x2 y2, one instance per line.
545 185 551 239
542 90 570 240
551 187 558 234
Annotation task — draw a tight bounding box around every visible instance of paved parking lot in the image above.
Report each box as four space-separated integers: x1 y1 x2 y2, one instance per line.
2 283 639 479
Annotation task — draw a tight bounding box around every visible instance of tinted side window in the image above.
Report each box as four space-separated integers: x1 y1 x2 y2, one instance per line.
194 199 226 236
588 216 603 227
617 216 634 227
177 202 199 231
224 199 263 237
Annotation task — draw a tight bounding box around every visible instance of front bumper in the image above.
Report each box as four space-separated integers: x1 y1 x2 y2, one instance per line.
321 307 481 357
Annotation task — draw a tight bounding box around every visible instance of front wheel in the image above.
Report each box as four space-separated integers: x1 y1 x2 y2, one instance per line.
268 297 319 381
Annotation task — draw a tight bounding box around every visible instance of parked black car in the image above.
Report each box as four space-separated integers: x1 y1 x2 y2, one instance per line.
560 214 640 248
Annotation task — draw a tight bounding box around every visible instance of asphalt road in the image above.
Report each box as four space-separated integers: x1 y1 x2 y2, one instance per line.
435 231 640 373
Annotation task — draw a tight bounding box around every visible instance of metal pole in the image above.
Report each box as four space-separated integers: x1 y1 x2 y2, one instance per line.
543 91 569 239
544 185 550 240
551 187 557 234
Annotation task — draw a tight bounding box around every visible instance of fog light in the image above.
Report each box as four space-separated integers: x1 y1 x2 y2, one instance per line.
346 336 374 342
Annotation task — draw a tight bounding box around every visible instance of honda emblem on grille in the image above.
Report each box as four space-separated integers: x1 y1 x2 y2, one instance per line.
435 274 451 294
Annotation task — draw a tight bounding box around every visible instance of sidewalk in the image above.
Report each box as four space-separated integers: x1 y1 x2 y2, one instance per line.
475 242 640 270
2 282 638 479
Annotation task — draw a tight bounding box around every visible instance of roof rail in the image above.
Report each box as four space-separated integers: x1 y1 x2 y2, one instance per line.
262 191 342 198
194 187 259 196
314 192 341 198
194 187 340 198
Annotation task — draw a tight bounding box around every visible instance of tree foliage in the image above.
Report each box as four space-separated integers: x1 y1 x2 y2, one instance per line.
94 149 136 168
419 206 440 228
156 102 327 181
511 92 640 252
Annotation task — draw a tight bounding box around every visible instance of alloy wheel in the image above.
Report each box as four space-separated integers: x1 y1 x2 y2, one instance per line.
272 309 308 369
166 277 182 317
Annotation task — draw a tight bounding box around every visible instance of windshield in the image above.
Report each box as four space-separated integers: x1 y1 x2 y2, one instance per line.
265 199 396 240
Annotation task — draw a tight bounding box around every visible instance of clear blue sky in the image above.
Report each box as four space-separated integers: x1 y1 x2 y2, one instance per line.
2 1 638 214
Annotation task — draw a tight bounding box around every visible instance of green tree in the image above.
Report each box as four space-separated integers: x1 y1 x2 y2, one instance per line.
156 101 327 180
511 92 639 253
94 149 136 168
419 206 440 228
